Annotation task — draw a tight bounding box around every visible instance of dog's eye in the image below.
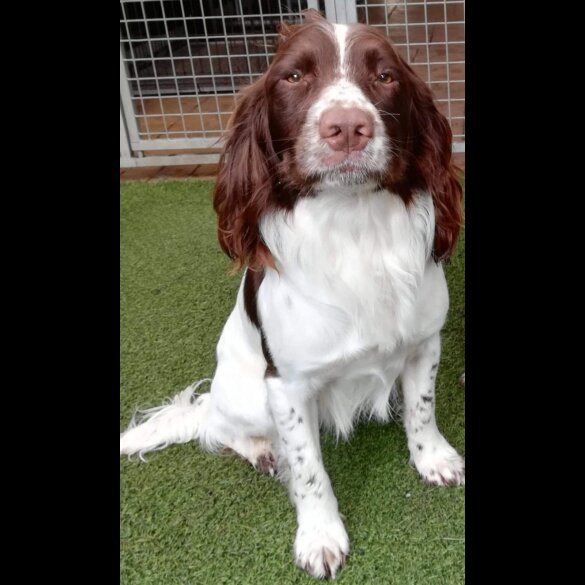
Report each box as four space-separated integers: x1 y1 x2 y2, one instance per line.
287 72 302 83
377 72 393 84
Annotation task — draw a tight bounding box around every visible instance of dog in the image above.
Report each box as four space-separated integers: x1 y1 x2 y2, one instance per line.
120 10 464 579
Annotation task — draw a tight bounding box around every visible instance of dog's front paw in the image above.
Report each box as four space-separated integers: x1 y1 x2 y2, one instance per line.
294 515 349 579
411 438 465 486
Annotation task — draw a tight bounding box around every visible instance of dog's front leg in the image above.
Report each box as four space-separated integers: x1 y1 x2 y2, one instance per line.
266 375 349 579
402 332 465 486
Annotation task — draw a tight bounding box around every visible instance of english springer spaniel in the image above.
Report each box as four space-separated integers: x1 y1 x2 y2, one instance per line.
121 10 464 580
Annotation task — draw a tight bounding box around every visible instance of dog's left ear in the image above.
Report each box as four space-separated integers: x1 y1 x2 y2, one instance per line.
277 7 325 44
401 61 463 262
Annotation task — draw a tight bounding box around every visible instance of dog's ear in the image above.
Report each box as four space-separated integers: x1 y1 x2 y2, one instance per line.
213 77 277 271
277 7 325 42
400 59 464 262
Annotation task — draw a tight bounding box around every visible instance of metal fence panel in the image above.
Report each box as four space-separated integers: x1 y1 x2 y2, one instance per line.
120 1 464 167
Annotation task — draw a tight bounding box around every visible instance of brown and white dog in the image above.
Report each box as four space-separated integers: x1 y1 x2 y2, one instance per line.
121 10 464 579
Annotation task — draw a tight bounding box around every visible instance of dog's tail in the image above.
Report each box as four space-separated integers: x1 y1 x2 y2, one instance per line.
120 379 212 461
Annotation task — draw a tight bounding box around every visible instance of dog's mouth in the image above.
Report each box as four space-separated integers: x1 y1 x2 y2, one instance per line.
298 135 389 187
321 149 366 168
314 154 382 186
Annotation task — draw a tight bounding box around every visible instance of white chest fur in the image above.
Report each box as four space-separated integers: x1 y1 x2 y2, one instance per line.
258 187 447 378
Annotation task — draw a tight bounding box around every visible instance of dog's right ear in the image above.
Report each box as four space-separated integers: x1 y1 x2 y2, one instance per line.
213 78 277 272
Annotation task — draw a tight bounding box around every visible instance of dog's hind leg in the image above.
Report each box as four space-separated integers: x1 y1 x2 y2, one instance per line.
119 374 277 474
201 350 278 473
120 372 277 473
120 299 278 472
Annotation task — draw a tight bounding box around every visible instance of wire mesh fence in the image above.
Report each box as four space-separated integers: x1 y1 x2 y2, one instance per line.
120 0 464 167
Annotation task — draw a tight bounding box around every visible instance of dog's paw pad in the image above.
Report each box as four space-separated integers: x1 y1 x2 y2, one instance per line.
295 517 349 579
412 440 465 487
422 463 465 487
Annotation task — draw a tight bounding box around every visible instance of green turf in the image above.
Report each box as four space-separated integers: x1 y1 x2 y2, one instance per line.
120 179 465 585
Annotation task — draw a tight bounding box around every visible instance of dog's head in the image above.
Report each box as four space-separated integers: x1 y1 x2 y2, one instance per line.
214 10 462 270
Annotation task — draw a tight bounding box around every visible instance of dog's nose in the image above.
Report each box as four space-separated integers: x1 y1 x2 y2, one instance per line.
319 107 374 152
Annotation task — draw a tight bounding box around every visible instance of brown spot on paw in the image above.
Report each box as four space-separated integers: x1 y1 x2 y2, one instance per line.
439 473 459 487
423 476 441 487
423 470 464 487
323 547 346 579
255 452 277 475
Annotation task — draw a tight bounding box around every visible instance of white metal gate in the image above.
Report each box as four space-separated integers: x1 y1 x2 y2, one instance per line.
120 1 464 168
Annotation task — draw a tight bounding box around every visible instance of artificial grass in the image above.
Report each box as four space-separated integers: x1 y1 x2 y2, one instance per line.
120 179 465 585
